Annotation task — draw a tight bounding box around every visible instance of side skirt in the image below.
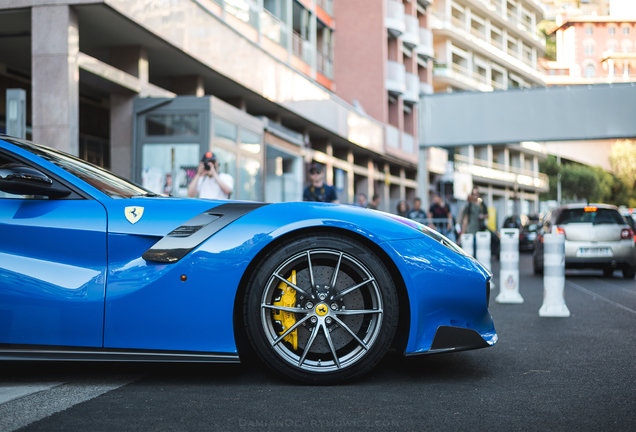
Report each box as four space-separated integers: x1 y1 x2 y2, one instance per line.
0 345 240 363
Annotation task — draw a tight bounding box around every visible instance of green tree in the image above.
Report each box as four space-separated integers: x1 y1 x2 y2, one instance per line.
538 21 556 61
561 163 597 202
609 140 636 190
539 154 560 201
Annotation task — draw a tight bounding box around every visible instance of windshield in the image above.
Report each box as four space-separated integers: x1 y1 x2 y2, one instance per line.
5 138 153 199
556 208 625 225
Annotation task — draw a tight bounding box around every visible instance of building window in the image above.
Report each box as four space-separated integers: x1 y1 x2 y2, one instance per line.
584 64 595 78
623 26 630 36
622 39 633 53
585 24 593 36
584 43 594 56
609 25 616 36
607 40 618 53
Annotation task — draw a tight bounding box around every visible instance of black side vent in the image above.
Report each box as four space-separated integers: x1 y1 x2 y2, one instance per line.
142 203 267 263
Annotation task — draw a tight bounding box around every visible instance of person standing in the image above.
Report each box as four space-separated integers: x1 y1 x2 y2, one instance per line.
367 193 381 210
396 200 410 217
408 197 426 223
460 186 489 236
303 163 339 203
188 151 234 200
428 193 453 236
355 193 368 208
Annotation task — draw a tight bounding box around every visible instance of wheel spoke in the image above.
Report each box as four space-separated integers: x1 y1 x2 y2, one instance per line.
334 309 382 316
298 324 320 367
306 251 316 289
272 273 313 299
329 252 343 290
322 322 341 369
332 316 369 351
271 314 312 346
262 304 309 314
332 278 375 301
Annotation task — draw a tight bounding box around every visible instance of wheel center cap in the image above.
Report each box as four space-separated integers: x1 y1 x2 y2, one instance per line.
315 303 329 316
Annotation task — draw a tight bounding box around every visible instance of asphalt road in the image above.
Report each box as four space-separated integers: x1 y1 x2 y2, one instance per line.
2 253 635 431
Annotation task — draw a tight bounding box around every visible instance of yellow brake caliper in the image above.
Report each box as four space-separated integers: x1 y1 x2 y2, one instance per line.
273 270 298 350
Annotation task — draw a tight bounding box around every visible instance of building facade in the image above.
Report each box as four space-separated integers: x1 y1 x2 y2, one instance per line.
545 16 636 85
0 0 431 211
418 0 548 227
332 0 434 209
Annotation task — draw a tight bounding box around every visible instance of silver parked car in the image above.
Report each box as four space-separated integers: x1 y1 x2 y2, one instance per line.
533 204 636 279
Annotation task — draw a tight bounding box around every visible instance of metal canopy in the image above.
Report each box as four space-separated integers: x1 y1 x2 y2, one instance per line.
419 83 636 147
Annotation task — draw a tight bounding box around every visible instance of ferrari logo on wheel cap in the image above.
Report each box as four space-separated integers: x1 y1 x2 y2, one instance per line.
125 206 144 224
315 304 329 316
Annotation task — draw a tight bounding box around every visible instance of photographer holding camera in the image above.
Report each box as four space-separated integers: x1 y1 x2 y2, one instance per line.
188 151 234 200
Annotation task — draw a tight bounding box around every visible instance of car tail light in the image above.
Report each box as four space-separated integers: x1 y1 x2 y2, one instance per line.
557 227 565 236
621 228 634 240
584 206 597 212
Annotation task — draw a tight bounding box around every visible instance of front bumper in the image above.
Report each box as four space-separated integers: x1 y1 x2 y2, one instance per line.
406 326 494 356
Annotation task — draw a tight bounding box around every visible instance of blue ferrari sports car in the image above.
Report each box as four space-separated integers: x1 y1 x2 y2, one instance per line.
0 136 496 384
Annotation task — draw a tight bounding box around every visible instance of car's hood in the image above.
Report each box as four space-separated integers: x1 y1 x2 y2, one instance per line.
102 198 431 244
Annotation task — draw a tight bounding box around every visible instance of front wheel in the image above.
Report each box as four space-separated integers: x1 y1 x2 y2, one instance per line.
243 233 399 384
623 264 636 279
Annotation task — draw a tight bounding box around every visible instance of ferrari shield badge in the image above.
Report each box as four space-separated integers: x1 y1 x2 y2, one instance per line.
125 206 144 224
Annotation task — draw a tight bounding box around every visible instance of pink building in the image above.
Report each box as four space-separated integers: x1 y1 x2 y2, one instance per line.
547 16 636 84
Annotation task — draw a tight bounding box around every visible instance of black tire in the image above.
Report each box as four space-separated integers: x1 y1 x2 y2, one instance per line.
602 267 614 278
243 233 399 385
622 265 636 279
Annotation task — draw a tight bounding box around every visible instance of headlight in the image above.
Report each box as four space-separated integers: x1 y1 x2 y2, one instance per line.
385 214 468 256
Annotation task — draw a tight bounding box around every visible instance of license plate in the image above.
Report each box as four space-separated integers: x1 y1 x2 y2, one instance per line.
576 247 613 258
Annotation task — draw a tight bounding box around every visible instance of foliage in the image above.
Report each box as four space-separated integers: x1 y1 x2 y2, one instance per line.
539 152 636 206
538 21 557 61
561 163 597 202
609 140 636 190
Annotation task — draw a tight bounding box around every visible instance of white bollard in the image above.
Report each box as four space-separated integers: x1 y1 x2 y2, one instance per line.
461 233 474 257
475 231 491 272
496 228 524 304
539 225 570 317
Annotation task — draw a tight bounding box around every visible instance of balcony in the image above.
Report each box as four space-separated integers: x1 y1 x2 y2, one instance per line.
403 72 420 104
454 154 549 191
316 50 333 78
402 132 415 154
420 82 434 95
416 28 434 59
316 0 333 16
402 15 420 48
261 8 288 48
385 0 405 38
292 31 313 65
386 60 406 95
433 62 492 91
386 124 400 149
417 0 433 7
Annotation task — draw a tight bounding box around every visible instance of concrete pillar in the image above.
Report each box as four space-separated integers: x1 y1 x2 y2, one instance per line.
418 146 429 210
109 46 148 180
367 159 375 201
326 142 333 185
347 151 355 203
383 162 390 213
172 75 205 96
31 5 79 155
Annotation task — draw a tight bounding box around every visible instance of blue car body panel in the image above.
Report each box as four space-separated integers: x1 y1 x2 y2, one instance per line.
0 198 107 347
0 138 496 358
